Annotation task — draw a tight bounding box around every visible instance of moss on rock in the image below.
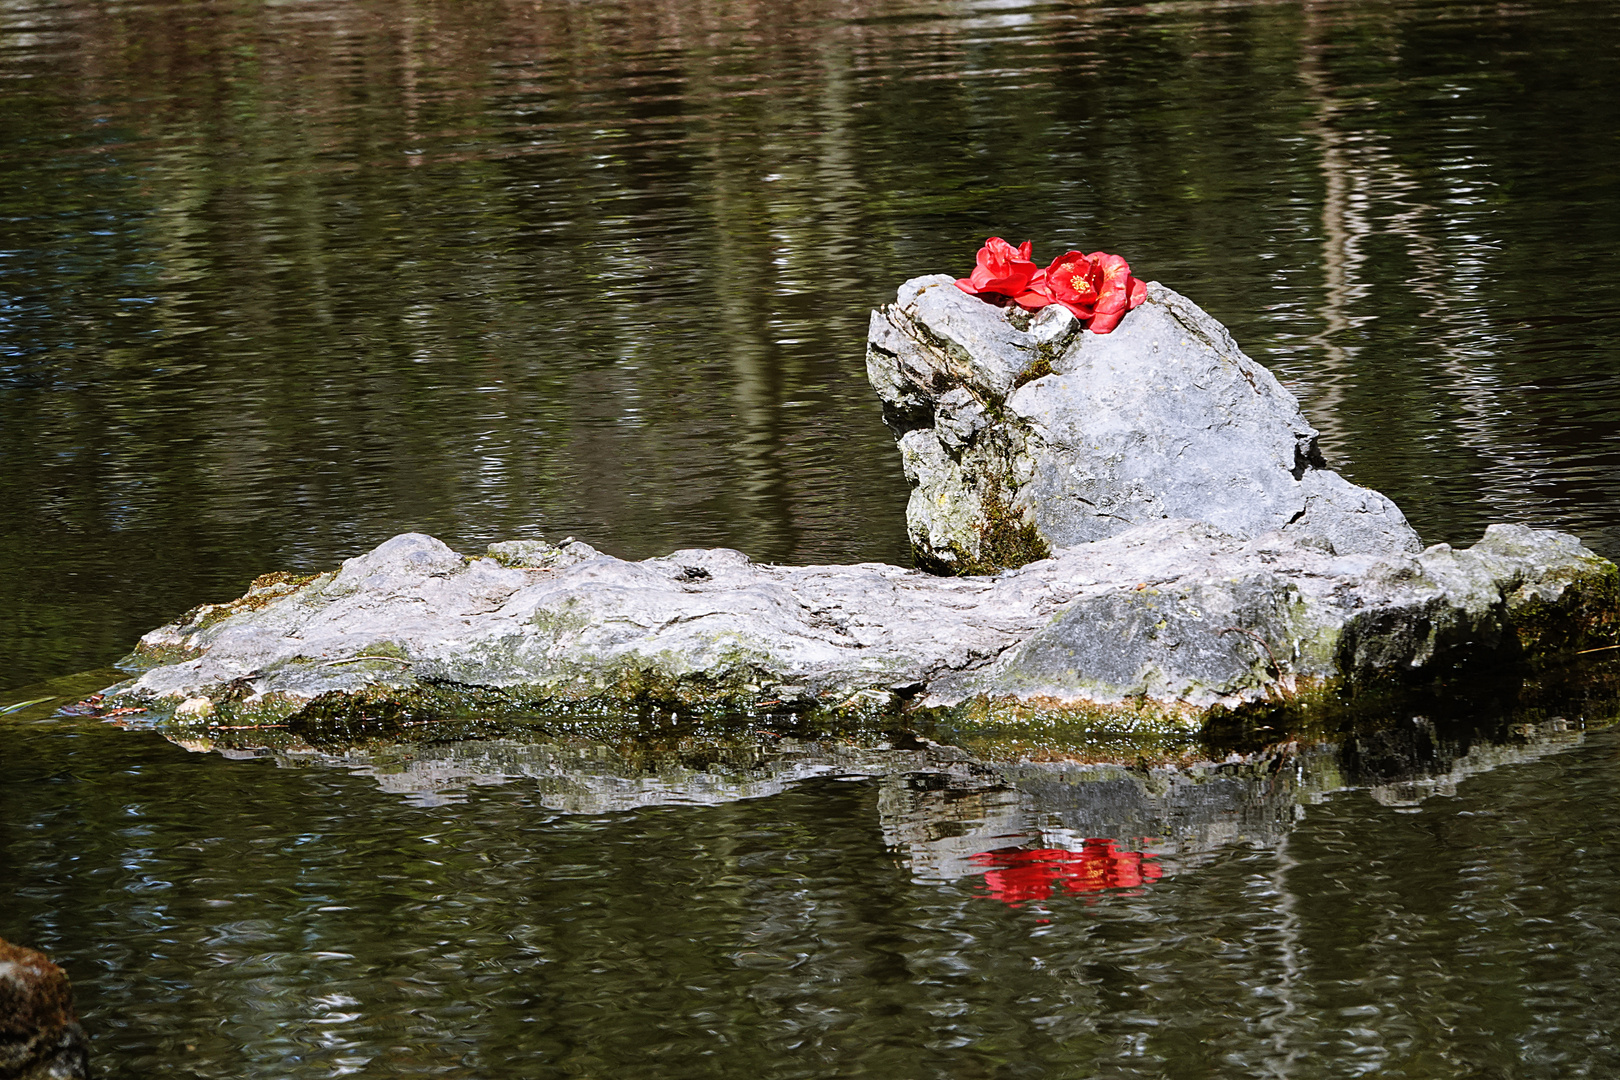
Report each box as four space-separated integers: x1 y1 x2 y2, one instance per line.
919 475 1050 577
1505 557 1620 655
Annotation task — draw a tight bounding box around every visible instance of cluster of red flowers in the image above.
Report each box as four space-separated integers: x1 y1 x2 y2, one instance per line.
969 840 1162 907
955 237 1147 334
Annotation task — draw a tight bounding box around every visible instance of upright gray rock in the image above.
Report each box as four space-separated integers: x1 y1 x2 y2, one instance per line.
867 275 1422 573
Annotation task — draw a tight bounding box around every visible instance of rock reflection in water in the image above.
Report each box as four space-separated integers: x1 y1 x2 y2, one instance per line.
153 709 1593 899
877 751 1307 890
163 726 993 812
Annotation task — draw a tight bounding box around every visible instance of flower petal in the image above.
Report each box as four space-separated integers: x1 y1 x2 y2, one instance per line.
1127 276 1147 309
966 236 1038 298
1087 309 1125 333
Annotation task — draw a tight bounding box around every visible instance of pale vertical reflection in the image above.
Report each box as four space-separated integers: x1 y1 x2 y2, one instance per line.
812 35 861 298
1257 830 1311 1077
712 201 779 545
1297 0 1355 458
400 0 423 168
696 52 792 557
1298 0 1553 519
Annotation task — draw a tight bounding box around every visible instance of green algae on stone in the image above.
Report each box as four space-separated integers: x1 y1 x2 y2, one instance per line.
921 693 1206 764
1010 351 1054 391
970 476 1052 574
1504 557 1620 655
121 570 329 670
913 473 1050 576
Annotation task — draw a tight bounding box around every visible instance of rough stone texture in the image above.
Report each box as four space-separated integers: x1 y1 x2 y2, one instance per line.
106 521 1617 722
0 938 89 1080
866 275 1422 572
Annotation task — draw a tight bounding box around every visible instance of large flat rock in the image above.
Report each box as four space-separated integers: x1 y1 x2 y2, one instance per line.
96 275 1620 734
106 521 1617 725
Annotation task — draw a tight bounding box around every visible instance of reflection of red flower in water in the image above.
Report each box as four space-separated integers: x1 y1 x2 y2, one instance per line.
970 841 1162 906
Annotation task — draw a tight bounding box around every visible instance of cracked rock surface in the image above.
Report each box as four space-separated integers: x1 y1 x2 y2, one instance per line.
866 275 1422 571
111 522 1615 722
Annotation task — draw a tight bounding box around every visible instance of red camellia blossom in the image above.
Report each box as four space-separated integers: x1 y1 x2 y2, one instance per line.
1038 250 1101 318
1085 252 1149 334
955 238 1148 334
955 236 1042 304
969 840 1163 907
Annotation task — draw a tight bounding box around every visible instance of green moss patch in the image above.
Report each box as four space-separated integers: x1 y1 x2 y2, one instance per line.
910 467 1051 576
1011 352 1054 390
1506 559 1620 655
960 476 1051 575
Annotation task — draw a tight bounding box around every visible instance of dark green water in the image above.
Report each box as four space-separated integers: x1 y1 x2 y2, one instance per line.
5 0 1620 1075
7 683 1620 1078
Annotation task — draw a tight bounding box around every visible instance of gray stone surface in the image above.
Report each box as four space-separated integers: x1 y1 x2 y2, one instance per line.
866 275 1422 571
108 521 1614 721
99 277 1619 727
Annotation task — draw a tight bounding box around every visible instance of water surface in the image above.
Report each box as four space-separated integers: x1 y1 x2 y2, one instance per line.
6 681 1620 1078
4 0 1620 1075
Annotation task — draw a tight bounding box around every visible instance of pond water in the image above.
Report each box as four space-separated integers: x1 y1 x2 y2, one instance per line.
7 675 1620 1078
4 0 1620 1075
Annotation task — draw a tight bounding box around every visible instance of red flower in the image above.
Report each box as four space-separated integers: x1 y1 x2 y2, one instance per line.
955 237 1041 304
954 238 1149 334
1037 251 1101 319
1085 252 1148 334
969 840 1163 907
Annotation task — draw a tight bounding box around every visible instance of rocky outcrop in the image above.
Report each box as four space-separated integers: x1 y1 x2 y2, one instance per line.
90 275 1620 731
0 939 89 1080
867 276 1421 572
103 520 1615 724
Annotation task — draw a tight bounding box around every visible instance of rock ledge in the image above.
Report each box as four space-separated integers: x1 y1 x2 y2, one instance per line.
105 521 1616 727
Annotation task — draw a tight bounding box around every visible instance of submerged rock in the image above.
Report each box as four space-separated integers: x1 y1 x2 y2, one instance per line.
866 276 1421 572
0 938 89 1080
